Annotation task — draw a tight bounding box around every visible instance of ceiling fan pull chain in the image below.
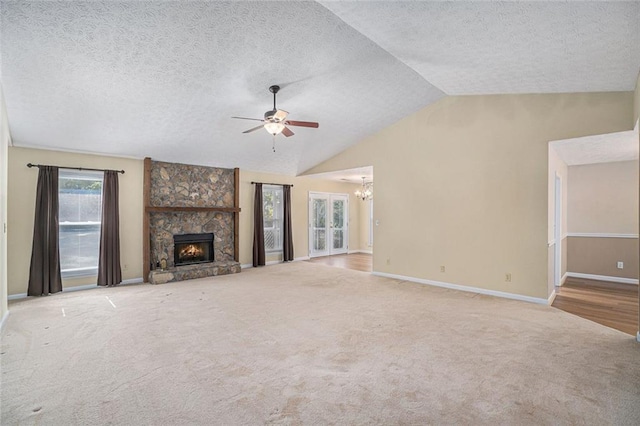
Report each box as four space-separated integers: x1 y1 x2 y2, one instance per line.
272 135 276 153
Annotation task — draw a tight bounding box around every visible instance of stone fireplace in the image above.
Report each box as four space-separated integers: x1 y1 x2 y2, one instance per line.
144 159 241 284
174 233 214 266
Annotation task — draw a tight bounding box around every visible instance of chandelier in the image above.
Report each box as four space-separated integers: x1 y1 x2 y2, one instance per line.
355 177 373 201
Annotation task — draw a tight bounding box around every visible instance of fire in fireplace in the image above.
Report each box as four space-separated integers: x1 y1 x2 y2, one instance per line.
173 233 214 266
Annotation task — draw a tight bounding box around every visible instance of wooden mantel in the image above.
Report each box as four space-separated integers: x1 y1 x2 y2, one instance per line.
142 158 241 282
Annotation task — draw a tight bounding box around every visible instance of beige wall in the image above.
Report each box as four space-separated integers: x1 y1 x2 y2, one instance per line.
568 161 639 234
238 170 362 266
304 92 633 299
7 147 144 295
567 236 638 279
359 199 373 253
0 84 10 321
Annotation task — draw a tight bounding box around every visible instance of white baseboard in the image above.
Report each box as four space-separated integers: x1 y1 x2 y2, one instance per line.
0 310 9 332
7 277 145 300
347 249 373 254
8 293 27 300
556 272 568 287
547 289 557 305
566 272 638 285
637 332 640 343
294 256 310 262
372 271 550 305
241 263 252 269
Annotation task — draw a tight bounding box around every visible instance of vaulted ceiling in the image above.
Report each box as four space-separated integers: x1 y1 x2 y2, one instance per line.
1 1 639 175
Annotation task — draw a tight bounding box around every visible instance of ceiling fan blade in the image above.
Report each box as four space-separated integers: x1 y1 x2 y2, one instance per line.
232 116 264 122
273 109 289 122
285 120 319 128
242 124 265 134
282 126 294 137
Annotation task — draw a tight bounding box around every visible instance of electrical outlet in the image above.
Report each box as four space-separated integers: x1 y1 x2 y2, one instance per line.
386 258 391 265
617 261 624 269
505 273 512 282
440 266 445 273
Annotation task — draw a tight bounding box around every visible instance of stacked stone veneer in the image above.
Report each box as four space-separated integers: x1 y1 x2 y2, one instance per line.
148 161 240 283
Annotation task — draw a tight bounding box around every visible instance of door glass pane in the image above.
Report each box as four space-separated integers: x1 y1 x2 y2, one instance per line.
333 200 344 228
333 230 343 249
313 199 326 228
314 230 326 251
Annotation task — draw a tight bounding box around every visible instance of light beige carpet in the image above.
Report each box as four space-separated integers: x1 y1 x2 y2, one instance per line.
2 262 639 425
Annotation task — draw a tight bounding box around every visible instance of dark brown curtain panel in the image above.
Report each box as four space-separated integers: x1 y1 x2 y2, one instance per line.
97 170 122 286
252 183 265 267
282 185 294 262
28 166 62 296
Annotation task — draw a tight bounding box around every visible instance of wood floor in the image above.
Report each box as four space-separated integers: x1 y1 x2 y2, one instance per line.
307 253 372 272
552 277 638 336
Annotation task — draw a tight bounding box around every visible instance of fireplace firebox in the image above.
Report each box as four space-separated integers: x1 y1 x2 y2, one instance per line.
173 233 214 266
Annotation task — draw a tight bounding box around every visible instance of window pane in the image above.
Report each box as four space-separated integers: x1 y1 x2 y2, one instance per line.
313 199 326 228
263 186 283 252
264 228 276 250
314 230 326 251
59 170 103 276
333 229 343 249
333 200 344 228
59 223 101 271
263 191 275 221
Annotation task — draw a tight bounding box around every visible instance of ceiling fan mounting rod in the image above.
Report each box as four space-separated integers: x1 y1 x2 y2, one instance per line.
269 85 280 110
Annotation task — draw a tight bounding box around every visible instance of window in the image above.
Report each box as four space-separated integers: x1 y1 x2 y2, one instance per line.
263 185 283 252
58 169 103 277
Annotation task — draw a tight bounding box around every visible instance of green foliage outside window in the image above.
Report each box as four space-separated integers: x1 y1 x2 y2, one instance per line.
60 178 102 192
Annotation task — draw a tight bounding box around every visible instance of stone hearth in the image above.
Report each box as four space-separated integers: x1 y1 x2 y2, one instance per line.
148 261 241 285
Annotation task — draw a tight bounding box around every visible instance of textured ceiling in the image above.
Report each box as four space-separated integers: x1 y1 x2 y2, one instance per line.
551 121 639 166
1 1 638 176
321 1 640 94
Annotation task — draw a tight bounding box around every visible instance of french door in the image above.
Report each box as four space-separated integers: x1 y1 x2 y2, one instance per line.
309 192 349 257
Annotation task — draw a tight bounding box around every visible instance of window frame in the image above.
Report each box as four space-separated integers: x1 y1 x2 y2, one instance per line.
58 169 104 278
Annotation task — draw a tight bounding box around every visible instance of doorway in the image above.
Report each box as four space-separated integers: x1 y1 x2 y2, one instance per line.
309 192 348 257
554 173 562 287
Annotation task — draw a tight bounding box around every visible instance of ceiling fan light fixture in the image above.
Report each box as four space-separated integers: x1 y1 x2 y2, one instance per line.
264 121 285 135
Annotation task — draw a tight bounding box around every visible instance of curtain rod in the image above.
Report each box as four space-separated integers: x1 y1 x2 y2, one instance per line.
27 163 125 174
251 181 293 187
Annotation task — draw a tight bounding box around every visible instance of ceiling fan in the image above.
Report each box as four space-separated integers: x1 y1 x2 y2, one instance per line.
232 85 319 141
